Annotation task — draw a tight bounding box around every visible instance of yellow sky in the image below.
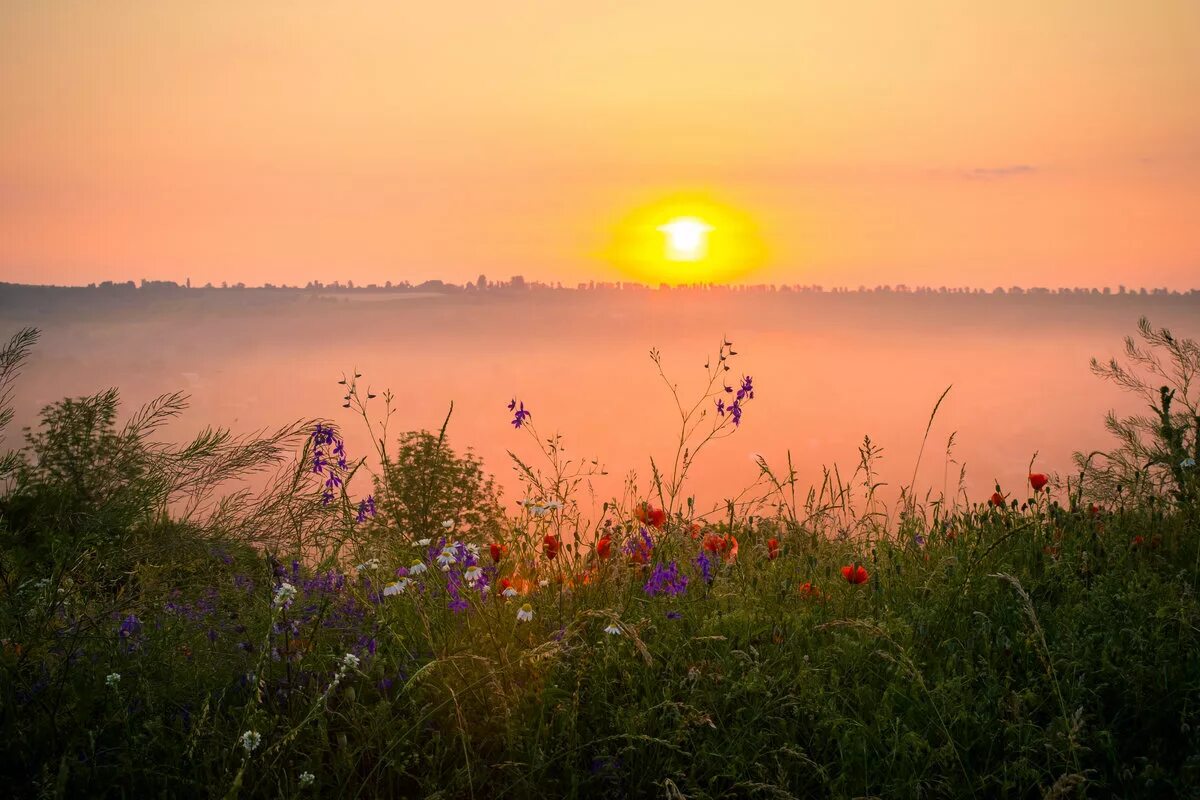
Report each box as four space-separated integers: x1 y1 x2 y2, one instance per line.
2 1 1198 287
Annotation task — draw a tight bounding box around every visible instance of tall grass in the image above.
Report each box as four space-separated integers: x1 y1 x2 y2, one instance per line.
0 323 1197 798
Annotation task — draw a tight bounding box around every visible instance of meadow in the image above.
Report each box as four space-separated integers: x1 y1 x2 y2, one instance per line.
1 318 1198 799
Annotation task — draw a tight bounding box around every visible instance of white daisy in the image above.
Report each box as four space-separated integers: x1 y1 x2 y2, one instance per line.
408 561 428 575
436 547 457 568
538 578 550 588
342 652 360 670
544 499 564 511
105 672 121 688
441 519 455 530
516 603 534 623
463 565 483 585
299 771 315 787
382 578 410 597
414 538 432 547
603 623 622 636
502 586 518 598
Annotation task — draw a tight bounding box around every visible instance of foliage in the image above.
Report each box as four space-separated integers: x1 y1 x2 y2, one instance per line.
373 427 505 540
1076 316 1200 507
0 324 1198 799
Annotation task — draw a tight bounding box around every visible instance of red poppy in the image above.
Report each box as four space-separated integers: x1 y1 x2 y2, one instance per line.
489 542 506 563
688 522 703 540
798 581 821 599
841 564 869 585
724 535 739 564
543 534 560 560
1028 473 1049 492
988 491 1006 508
1088 503 1101 518
1042 545 1060 558
596 534 612 560
767 537 780 560
635 503 667 529
1131 535 1145 548
702 533 725 553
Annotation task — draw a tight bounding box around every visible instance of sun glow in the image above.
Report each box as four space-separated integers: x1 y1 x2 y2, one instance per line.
658 217 713 261
604 195 766 285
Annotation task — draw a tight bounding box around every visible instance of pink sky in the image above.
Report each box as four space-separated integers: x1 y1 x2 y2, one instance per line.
3 2 1199 288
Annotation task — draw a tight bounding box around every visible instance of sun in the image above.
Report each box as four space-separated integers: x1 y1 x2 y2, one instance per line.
602 194 766 285
657 217 714 262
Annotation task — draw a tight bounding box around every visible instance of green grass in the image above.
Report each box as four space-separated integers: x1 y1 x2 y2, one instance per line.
1 323 1199 798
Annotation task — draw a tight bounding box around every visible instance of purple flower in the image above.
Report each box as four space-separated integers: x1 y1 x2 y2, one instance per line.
644 561 689 597
666 610 682 620
694 551 714 583
729 400 743 427
716 398 725 416
510 400 532 429
736 375 754 401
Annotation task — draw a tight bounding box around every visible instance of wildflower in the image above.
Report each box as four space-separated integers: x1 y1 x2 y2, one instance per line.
644 561 689 597
414 537 432 547
988 491 1006 508
603 623 622 636
729 400 743 426
510 400 532 429
355 558 381 572
1131 535 1145 548
538 578 550 588
502 585 518 598
635 503 666 529
666 610 682 620
240 730 262 754
463 565 483 585
516 603 534 622
798 581 821 598
356 496 377 523
441 519 455 530
543 534 560 560
117 614 142 644
299 772 315 787
273 582 297 609
702 533 725 553
841 564 869 585
736 375 754 401
767 537 780 560
342 652 360 670
408 561 428 575
694 550 714 583
1182 457 1196 469
596 534 612 559
436 547 457 568
382 579 410 597
724 535 739 563
1029 473 1049 492
545 499 564 511
490 542 506 562
716 398 726 416
105 672 121 689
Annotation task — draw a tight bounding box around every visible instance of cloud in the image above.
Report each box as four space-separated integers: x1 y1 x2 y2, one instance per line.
962 164 1037 180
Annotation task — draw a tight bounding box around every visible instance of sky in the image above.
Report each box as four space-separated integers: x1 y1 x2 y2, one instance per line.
2 1 1199 289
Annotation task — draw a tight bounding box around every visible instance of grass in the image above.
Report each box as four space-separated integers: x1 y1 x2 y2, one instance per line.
0 323 1198 799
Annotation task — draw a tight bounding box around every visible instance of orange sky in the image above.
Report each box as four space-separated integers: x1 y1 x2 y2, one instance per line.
2 1 1198 288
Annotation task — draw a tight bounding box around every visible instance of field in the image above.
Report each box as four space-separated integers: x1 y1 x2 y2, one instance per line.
1 320 1198 799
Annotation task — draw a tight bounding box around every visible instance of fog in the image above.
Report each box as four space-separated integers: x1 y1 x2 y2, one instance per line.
2 284 1195 518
